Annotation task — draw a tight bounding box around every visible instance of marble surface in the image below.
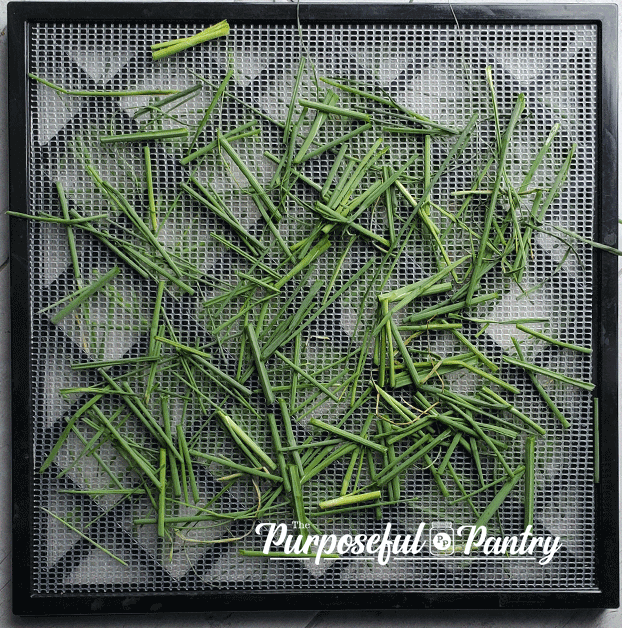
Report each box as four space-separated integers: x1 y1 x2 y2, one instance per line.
0 0 619 625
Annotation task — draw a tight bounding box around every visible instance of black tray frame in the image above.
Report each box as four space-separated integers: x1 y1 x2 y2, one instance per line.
9 1 619 615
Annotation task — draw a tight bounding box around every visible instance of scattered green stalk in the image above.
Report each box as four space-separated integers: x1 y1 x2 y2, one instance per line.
181 120 259 164
55 181 82 288
144 146 157 231
284 56 307 143
479 386 546 435
245 322 275 405
7 211 107 226
101 128 188 144
438 432 461 475
535 223 622 257
278 399 304 478
177 425 200 503
297 123 372 164
90 405 161 488
297 99 370 122
217 411 277 471
29 72 179 96
41 507 128 566
308 418 387 454
516 324 591 354
190 449 283 483
318 77 458 134
473 466 525 531
319 491 382 510
289 464 309 540
524 436 536 529
267 413 292 493
275 351 340 403
217 131 282 222
188 65 234 152
503 355 595 392
156 336 252 397
466 90 525 305
39 394 104 473
294 90 339 162
51 267 120 325
403 292 500 325
134 83 202 118
511 338 570 428
301 443 358 484
152 21 230 60
158 448 167 537
451 328 498 372
162 396 182 498
448 467 524 505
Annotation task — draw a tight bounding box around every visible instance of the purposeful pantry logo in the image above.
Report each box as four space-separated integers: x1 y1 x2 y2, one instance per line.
254 521 563 566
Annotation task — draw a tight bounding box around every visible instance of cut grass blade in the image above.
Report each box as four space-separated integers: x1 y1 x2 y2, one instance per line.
29 72 179 96
472 466 525 531
51 267 120 325
319 491 381 510
190 449 283 483
100 128 188 144
245 322 275 405
41 507 128 566
524 435 536 529
466 89 525 305
308 418 387 454
503 355 595 392
188 65 234 152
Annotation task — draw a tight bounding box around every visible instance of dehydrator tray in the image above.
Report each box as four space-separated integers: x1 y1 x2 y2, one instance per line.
9 2 619 615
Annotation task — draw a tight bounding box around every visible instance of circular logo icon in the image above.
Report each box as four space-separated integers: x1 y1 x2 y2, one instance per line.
432 532 452 551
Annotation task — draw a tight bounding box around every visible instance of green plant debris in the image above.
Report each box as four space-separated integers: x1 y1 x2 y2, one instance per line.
23 48 605 570
151 21 230 61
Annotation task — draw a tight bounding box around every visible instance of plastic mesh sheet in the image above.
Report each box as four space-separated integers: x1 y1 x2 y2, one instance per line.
27 19 598 594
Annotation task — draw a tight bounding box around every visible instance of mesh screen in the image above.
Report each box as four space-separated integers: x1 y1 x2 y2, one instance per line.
27 20 598 594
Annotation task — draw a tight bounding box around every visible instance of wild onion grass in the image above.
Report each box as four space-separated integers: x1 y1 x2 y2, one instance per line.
524 436 536 528
294 91 339 162
319 490 382 510
41 507 128 566
188 65 234 152
100 128 189 144
473 466 525 531
27 56 598 565
503 355 594 392
134 83 202 118
516 324 591 354
28 72 180 96
182 120 259 164
466 89 525 305
51 266 120 325
190 449 283 483
151 21 230 61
